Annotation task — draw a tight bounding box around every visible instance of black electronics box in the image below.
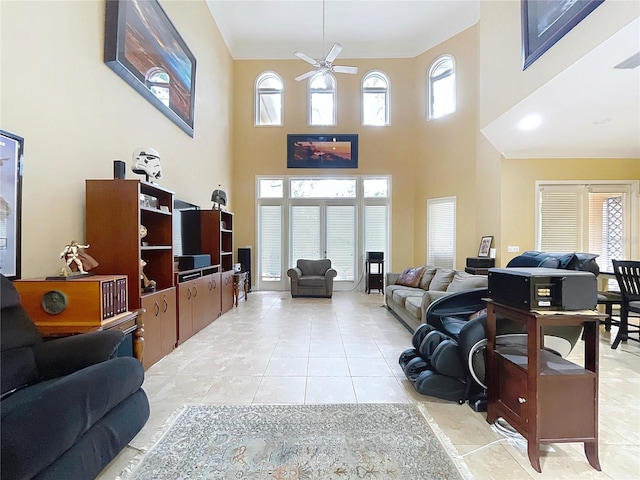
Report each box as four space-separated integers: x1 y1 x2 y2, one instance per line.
178 254 211 271
367 251 384 261
488 267 597 311
466 257 495 268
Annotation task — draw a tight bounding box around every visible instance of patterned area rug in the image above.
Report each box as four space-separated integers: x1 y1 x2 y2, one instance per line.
119 403 473 480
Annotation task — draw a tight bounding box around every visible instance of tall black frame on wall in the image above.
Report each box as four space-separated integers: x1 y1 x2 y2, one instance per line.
0 129 24 280
104 0 197 136
521 0 604 70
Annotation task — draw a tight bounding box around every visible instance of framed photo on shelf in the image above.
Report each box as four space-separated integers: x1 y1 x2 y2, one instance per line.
521 0 604 70
477 236 493 258
104 0 197 136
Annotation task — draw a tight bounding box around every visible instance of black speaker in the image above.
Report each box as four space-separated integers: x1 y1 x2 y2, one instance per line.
238 247 251 291
113 160 126 179
367 251 384 261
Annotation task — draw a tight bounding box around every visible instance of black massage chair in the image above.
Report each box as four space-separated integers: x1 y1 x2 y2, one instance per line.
399 285 583 409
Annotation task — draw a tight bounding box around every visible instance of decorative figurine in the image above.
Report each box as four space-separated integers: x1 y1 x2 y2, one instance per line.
140 224 148 246
140 258 156 293
131 147 162 183
60 240 98 275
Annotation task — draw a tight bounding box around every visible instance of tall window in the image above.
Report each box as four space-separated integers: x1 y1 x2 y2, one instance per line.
362 70 390 126
309 72 336 126
428 55 456 120
427 197 456 268
255 71 283 126
536 182 639 273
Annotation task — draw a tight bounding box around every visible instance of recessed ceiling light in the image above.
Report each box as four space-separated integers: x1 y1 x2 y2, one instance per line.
518 114 542 131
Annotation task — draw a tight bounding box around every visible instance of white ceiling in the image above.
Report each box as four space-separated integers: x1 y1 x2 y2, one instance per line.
205 1 640 159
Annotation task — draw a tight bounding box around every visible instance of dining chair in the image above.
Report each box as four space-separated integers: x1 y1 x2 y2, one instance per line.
611 260 640 349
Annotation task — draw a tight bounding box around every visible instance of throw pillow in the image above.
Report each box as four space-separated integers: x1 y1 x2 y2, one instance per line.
396 267 426 287
419 267 438 290
446 271 488 292
429 268 456 291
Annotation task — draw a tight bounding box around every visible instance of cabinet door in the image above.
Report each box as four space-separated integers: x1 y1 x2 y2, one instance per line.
207 272 222 323
160 288 177 356
177 281 195 345
141 292 164 369
221 271 235 314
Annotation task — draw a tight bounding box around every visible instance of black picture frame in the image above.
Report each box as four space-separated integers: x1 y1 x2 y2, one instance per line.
521 0 604 70
104 0 197 136
287 134 358 169
477 236 493 258
0 129 24 280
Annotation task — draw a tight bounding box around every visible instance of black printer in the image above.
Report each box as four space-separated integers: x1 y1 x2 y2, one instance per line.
488 267 597 311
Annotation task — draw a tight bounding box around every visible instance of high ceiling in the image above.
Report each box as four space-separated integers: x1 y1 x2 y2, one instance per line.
205 1 640 159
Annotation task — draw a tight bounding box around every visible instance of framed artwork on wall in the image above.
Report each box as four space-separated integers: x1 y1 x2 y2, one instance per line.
521 0 604 70
287 134 358 169
0 129 24 280
477 236 493 258
104 0 197 136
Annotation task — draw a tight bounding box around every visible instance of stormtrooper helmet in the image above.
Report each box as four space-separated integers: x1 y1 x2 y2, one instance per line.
132 147 162 181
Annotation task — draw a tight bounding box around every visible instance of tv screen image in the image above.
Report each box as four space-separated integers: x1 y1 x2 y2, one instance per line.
0 129 24 279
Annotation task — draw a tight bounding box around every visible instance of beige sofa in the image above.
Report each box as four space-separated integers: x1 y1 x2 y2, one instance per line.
385 266 488 331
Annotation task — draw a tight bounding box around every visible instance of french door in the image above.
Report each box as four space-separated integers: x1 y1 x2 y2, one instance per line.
290 202 357 283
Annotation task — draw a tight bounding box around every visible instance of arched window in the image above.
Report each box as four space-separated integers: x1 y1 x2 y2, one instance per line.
309 72 336 126
255 71 283 126
428 55 456 120
145 67 170 108
362 70 390 126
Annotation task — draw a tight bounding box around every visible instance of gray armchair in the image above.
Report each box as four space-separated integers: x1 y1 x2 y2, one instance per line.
287 259 337 298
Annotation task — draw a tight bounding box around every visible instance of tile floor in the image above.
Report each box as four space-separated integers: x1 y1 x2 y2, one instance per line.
99 291 640 479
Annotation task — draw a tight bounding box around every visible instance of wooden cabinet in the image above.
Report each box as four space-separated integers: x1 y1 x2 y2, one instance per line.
86 179 176 369
180 209 235 313
141 289 176 369
486 301 603 473
176 268 221 344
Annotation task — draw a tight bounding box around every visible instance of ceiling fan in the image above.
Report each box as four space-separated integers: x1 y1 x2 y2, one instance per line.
294 0 358 82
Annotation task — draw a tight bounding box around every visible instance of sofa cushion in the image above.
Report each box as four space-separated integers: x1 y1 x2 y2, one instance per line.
446 271 488 292
397 267 426 287
392 288 425 307
419 267 438 290
429 269 456 291
404 296 424 321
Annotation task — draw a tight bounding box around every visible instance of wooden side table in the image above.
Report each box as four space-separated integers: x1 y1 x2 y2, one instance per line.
233 272 249 306
365 259 384 294
485 301 603 473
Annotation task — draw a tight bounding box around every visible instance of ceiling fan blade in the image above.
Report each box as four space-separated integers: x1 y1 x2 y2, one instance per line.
294 51 319 67
295 70 317 82
333 65 358 74
325 43 343 63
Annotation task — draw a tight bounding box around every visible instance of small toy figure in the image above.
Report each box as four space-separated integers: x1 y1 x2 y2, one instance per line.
140 258 156 292
60 240 98 275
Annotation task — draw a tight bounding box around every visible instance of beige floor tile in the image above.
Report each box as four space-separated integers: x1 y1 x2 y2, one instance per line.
343 342 384 358
307 357 351 376
305 377 357 403
264 356 309 376
309 341 346 357
200 375 261 404
253 376 306 404
352 376 408 403
347 356 394 376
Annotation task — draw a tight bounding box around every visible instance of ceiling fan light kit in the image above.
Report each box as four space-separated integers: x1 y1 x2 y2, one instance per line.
294 0 358 81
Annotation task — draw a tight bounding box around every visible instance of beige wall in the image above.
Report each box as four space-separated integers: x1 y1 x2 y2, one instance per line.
1 0 233 278
232 58 420 272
